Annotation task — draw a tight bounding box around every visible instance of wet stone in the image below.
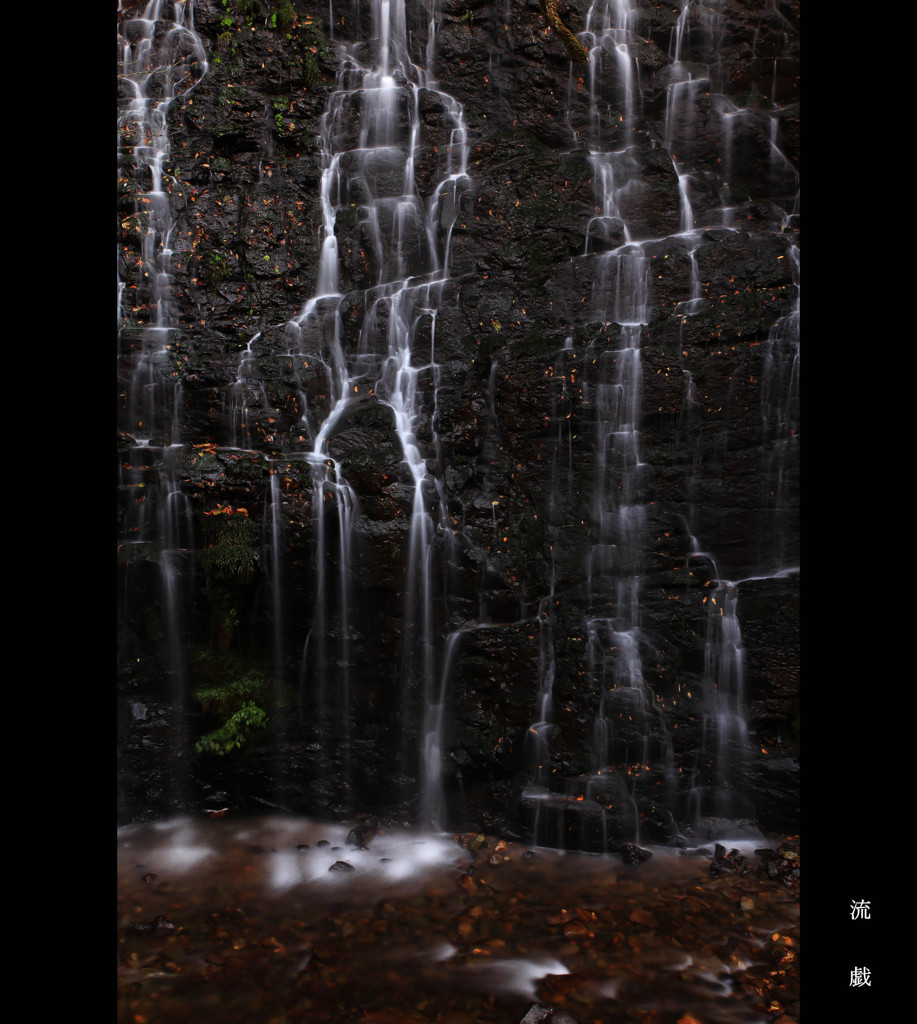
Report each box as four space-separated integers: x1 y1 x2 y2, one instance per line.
622 843 654 864
519 1006 553 1024
126 915 177 936
754 840 800 887
347 823 378 849
563 920 590 939
710 845 747 876
629 908 658 928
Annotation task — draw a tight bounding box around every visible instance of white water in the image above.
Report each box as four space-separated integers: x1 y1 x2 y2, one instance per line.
280 1 471 817
118 0 208 442
117 2 797 842
118 2 209 725
519 0 800 845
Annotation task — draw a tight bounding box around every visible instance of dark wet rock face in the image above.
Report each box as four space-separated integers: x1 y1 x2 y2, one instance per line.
118 1 799 844
126 915 177 936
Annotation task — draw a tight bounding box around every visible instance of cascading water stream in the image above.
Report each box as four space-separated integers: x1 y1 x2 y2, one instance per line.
116 1 798 849
660 1 799 828
520 0 669 850
118 2 208 741
118 0 208 438
682 229 799 825
421 627 462 829
278 0 471 820
520 0 799 847
579 2 661 847
759 241 799 573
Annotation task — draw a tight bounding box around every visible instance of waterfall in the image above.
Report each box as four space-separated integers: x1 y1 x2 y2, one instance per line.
282 0 471 821
117 2 798 842
118 0 208 774
664 1 799 831
118 0 208 440
517 0 799 847
519 1 665 850
759 242 800 573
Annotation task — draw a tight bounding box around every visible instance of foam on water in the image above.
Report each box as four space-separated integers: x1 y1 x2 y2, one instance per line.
118 815 471 898
119 816 215 872
454 955 570 999
266 830 466 888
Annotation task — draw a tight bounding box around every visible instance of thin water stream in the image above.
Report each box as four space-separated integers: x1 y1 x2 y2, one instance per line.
118 1 209 762
517 0 799 847
279 0 471 818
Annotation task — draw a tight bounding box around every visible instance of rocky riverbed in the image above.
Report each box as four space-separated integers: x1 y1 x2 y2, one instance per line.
118 815 799 1023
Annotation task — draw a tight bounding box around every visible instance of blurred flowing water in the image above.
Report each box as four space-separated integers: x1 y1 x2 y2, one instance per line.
117 1 798 846
118 814 797 1024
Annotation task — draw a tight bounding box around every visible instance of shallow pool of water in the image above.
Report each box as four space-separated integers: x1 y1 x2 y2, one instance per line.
118 815 799 1023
